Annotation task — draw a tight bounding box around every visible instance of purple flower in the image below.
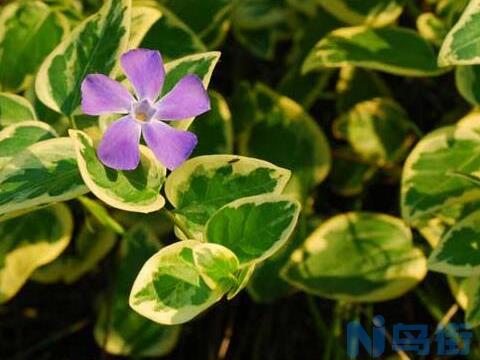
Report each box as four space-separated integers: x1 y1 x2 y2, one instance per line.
81 48 210 170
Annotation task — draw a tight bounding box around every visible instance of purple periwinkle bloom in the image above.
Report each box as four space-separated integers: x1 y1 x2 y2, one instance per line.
81 48 210 170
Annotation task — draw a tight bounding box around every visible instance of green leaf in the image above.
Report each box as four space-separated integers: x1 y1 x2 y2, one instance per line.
140 5 207 61
35 0 131 115
158 0 233 47
455 65 480 105
303 26 445 77
238 83 331 199
329 148 377 197
0 93 38 129
429 210 480 276
205 194 301 267
165 155 291 240
401 120 480 225
189 90 233 156
316 0 404 27
0 121 58 169
0 1 69 91
128 5 162 48
78 196 124 234
69 130 166 213
247 215 309 303
129 240 237 325
94 226 180 356
336 66 391 113
438 0 480 66
333 98 417 166
231 0 289 30
0 203 73 302
233 26 280 60
0 137 88 216
192 242 239 290
461 277 480 327
282 212 427 302
32 216 117 284
163 52 221 130
417 12 448 47
227 264 255 300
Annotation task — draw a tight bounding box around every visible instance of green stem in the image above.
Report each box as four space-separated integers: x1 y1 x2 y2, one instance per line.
162 209 195 239
323 301 344 360
69 115 78 130
306 295 328 339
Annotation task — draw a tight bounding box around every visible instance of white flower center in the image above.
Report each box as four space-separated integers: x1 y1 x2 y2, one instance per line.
133 99 156 122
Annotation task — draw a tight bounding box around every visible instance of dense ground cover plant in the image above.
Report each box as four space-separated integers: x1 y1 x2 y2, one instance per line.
3 0 480 358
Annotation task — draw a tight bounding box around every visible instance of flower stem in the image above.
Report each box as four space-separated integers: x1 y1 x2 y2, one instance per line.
69 115 78 130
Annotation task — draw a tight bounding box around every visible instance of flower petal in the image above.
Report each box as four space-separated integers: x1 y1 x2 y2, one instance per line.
81 74 133 115
98 116 142 170
155 74 210 121
142 120 197 170
121 48 165 102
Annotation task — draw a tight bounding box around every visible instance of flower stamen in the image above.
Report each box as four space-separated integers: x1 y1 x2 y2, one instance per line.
135 112 147 121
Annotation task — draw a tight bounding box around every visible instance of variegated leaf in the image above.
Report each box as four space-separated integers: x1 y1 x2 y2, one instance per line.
332 97 417 166
36 0 131 115
417 12 448 47
438 0 480 66
303 26 445 77
0 203 73 302
0 93 38 129
0 1 69 91
94 225 180 356
429 210 480 276
401 120 480 226
282 212 427 302
455 65 480 105
316 0 404 27
165 155 291 240
69 130 166 213
238 83 331 200
0 121 57 169
128 5 162 48
205 194 301 267
32 216 117 284
0 137 88 216
163 52 221 130
129 240 238 325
